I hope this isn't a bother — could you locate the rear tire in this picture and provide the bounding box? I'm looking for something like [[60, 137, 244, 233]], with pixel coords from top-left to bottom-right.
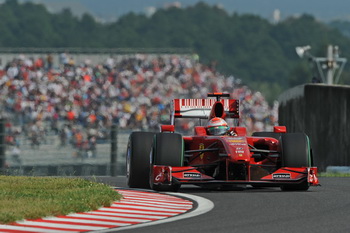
[[126, 132, 155, 189], [151, 133, 184, 191], [279, 133, 311, 191]]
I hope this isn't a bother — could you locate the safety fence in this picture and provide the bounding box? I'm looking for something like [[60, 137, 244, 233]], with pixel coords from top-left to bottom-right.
[[0, 120, 132, 176], [0, 47, 191, 69]]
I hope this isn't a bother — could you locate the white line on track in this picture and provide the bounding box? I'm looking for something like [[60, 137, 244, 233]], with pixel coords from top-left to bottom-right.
[[39, 217, 130, 226], [110, 204, 188, 212], [0, 225, 79, 233], [66, 213, 151, 223], [14, 221, 106, 230], [119, 199, 193, 207], [85, 211, 169, 219], [118, 194, 192, 204], [97, 207, 179, 215]]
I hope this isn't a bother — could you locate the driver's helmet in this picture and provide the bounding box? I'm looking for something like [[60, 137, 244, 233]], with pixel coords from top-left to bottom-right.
[[207, 117, 229, 135]]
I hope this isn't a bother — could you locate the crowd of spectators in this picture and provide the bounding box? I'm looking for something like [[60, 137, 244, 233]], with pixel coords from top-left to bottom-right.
[[0, 53, 278, 151]]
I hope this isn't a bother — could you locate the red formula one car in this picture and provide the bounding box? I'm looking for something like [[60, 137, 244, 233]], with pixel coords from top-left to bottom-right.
[[126, 93, 319, 191]]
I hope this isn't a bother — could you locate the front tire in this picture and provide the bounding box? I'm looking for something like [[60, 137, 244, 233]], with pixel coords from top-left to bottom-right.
[[279, 133, 311, 191], [151, 133, 184, 191], [126, 132, 155, 189]]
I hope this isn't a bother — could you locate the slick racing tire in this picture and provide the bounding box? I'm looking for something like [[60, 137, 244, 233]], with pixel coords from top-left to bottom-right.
[[279, 133, 311, 191], [151, 133, 184, 191], [252, 131, 281, 140], [126, 131, 155, 189]]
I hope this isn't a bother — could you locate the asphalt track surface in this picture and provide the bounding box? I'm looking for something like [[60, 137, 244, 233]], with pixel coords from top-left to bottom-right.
[[93, 176, 350, 233]]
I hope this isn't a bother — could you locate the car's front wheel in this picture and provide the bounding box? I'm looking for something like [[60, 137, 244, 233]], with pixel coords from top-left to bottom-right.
[[126, 131, 155, 189], [279, 133, 312, 191], [151, 132, 184, 191]]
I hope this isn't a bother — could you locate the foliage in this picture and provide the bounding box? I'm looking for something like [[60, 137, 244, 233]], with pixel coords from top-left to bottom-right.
[[319, 172, 350, 177], [1, 0, 350, 101], [329, 20, 350, 38]]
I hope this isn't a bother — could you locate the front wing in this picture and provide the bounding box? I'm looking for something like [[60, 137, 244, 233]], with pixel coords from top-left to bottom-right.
[[152, 165, 319, 187]]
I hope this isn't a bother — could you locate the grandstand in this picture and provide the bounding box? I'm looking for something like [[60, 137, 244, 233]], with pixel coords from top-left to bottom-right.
[[0, 49, 278, 176]]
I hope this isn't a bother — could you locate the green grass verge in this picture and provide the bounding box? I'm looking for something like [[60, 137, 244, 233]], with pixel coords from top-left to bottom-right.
[[0, 176, 122, 224], [319, 173, 350, 177]]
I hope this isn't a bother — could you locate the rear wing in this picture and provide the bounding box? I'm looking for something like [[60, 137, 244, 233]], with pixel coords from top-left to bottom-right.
[[171, 98, 239, 124]]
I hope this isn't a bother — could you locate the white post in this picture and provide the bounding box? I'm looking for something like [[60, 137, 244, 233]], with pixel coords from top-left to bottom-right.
[[326, 45, 334, 85]]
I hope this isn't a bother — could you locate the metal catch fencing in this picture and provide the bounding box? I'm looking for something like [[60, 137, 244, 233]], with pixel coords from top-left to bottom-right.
[[0, 120, 131, 177]]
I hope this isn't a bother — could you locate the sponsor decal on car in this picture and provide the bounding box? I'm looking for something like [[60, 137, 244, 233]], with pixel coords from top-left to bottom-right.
[[184, 173, 202, 178], [226, 138, 247, 146], [199, 143, 205, 160], [228, 139, 244, 143], [272, 173, 291, 179], [231, 143, 247, 146]]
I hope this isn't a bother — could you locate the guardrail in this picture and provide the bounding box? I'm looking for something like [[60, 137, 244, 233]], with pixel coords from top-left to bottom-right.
[[5, 164, 112, 176], [0, 123, 131, 176]]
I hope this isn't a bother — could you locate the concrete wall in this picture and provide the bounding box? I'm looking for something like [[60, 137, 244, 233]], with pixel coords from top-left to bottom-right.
[[278, 84, 350, 171]]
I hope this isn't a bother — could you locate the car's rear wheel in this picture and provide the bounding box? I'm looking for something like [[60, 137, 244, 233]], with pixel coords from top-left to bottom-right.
[[151, 133, 184, 191], [126, 132, 155, 189], [279, 133, 311, 191]]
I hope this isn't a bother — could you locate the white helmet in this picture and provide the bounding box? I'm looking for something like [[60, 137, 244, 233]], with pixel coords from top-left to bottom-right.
[[207, 117, 229, 135]]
